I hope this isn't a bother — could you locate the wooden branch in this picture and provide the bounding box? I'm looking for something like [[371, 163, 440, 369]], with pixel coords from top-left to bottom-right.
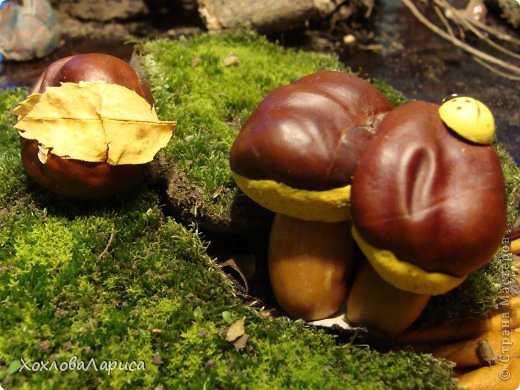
[[468, 18, 520, 46], [198, 0, 338, 32], [97, 227, 116, 261], [462, 19, 520, 61], [473, 57, 520, 81], [434, 4, 454, 38]]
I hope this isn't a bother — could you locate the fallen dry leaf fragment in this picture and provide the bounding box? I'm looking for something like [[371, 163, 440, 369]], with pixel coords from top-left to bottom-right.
[[399, 302, 520, 344], [432, 330, 520, 367], [223, 53, 240, 67], [221, 255, 256, 293], [225, 317, 245, 342], [14, 81, 175, 165], [457, 357, 520, 389], [233, 334, 249, 351], [191, 56, 201, 67], [152, 355, 164, 366], [511, 239, 520, 255]]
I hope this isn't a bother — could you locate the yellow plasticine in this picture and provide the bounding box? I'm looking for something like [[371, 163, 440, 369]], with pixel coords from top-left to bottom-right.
[[352, 227, 466, 295], [14, 81, 176, 165], [438, 96, 495, 145], [232, 172, 351, 222]]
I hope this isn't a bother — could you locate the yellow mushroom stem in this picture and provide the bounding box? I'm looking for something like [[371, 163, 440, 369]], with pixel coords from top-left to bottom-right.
[[510, 238, 520, 255], [398, 297, 520, 345], [346, 261, 431, 336], [430, 329, 520, 368], [268, 213, 355, 321]]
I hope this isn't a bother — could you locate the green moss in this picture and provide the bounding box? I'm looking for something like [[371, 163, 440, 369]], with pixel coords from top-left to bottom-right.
[[497, 143, 520, 230], [0, 192, 457, 389], [0, 88, 29, 205], [371, 79, 408, 107], [0, 82, 457, 388]]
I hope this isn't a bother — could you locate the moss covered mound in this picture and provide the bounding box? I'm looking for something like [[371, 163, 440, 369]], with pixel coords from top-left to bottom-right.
[[140, 32, 407, 234], [0, 87, 458, 388]]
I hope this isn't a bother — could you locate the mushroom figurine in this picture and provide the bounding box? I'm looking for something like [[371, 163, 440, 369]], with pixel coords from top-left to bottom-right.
[[346, 98, 507, 336], [230, 71, 393, 320], [14, 53, 175, 199]]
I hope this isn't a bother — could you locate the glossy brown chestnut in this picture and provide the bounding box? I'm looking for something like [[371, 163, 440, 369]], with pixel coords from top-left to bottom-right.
[[230, 71, 393, 191], [351, 100, 507, 277], [20, 139, 147, 199], [21, 53, 154, 199], [31, 54, 154, 104]]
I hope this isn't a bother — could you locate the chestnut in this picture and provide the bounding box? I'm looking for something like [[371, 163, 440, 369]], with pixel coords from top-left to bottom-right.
[[230, 70, 392, 222], [229, 71, 392, 320], [347, 100, 507, 335], [14, 53, 174, 199]]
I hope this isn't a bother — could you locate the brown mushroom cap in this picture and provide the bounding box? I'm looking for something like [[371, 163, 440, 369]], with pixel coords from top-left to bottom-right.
[[20, 53, 154, 199], [230, 71, 393, 191], [351, 100, 507, 278]]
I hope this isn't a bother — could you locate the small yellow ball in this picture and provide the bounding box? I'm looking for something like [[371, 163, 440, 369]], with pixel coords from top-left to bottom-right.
[[438, 96, 495, 145]]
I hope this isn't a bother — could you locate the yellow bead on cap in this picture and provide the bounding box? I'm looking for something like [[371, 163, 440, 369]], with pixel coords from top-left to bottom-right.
[[438, 96, 495, 145]]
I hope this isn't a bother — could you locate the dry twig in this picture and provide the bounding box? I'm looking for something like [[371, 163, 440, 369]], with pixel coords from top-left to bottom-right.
[[97, 227, 116, 261], [401, 0, 520, 80]]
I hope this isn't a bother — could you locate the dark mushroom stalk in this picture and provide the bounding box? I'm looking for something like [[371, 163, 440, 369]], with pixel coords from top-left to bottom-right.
[[230, 71, 393, 320], [347, 99, 507, 336]]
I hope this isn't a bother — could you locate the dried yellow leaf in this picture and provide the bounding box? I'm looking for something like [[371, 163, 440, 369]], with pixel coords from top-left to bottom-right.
[[232, 334, 249, 351], [14, 81, 176, 165], [225, 317, 246, 342]]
